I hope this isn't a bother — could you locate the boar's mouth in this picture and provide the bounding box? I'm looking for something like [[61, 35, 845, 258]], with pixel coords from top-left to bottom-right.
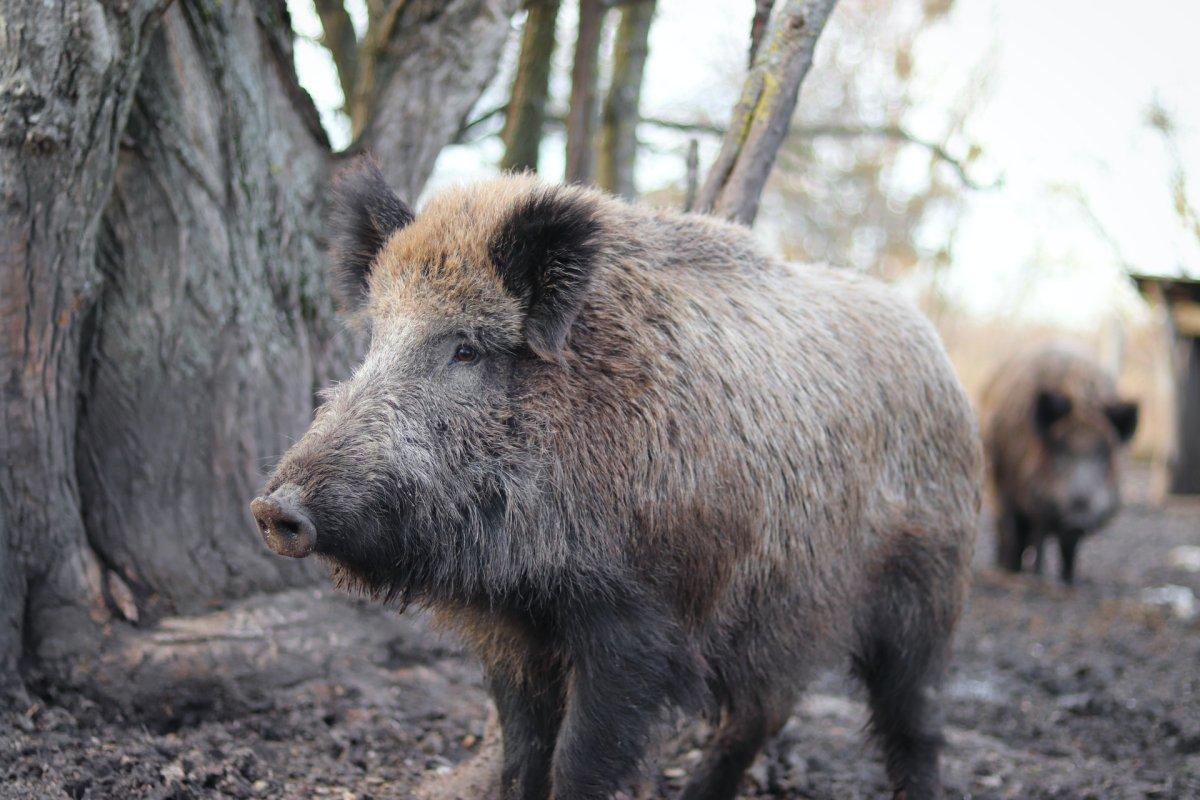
[[250, 485, 318, 558]]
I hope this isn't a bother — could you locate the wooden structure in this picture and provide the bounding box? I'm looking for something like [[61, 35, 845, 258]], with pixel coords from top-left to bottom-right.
[[1132, 273, 1200, 494]]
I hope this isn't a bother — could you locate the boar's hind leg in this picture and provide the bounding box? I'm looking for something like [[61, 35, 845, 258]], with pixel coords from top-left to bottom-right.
[[855, 538, 957, 800], [676, 696, 793, 800], [490, 654, 566, 800]]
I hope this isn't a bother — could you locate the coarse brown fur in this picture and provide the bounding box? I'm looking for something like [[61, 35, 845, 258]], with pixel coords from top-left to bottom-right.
[[253, 161, 983, 800], [980, 345, 1138, 584]]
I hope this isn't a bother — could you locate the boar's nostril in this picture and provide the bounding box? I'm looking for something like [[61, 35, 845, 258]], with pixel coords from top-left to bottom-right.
[[250, 489, 317, 559]]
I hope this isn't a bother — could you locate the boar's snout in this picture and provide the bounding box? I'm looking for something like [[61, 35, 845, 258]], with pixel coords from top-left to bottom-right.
[[251, 484, 317, 558]]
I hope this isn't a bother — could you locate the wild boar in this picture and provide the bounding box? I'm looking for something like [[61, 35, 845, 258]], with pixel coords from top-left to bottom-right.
[[250, 161, 982, 800], [980, 346, 1138, 584]]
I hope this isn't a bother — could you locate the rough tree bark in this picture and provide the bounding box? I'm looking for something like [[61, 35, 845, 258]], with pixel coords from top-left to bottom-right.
[[597, 0, 656, 198], [563, 0, 607, 183], [74, 0, 336, 630], [0, 0, 517, 696], [0, 0, 171, 694], [501, 0, 562, 173], [694, 0, 839, 225]]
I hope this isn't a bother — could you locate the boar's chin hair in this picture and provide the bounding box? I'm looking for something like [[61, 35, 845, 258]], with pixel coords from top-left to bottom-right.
[[315, 466, 551, 609]]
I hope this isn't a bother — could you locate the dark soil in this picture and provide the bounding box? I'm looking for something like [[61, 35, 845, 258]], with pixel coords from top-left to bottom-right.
[[4, 488, 1199, 799]]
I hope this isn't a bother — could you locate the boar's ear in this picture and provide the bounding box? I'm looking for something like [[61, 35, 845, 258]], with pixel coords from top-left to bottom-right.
[[489, 189, 602, 362], [329, 158, 414, 311], [1105, 400, 1139, 442], [1034, 390, 1072, 436]]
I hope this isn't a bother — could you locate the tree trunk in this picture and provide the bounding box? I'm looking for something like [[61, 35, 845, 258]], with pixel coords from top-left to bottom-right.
[[694, 0, 839, 225], [501, 0, 562, 173], [563, 0, 607, 184], [597, 0, 656, 198], [0, 0, 171, 694], [0, 0, 517, 696], [73, 0, 338, 629]]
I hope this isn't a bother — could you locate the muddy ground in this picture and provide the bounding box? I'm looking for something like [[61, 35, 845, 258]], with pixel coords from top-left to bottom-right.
[[3, 485, 1199, 799]]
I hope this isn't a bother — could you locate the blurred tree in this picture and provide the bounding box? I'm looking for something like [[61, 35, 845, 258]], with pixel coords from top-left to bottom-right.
[[640, 0, 992, 296], [0, 0, 518, 697], [598, 0, 657, 198], [765, 0, 992, 288], [695, 0, 841, 224], [1147, 102, 1200, 249], [502, 0, 563, 172], [565, 0, 608, 183]]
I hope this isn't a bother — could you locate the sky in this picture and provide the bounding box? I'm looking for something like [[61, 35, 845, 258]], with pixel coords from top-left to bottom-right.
[[287, 0, 1200, 329]]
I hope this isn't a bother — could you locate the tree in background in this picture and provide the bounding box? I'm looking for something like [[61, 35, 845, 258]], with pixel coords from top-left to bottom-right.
[[501, 0, 563, 172], [693, 0, 840, 223], [766, 0, 992, 292], [564, 0, 607, 182], [598, 0, 658, 198]]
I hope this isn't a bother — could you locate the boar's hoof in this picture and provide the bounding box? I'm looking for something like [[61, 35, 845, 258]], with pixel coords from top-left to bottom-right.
[[251, 487, 317, 558]]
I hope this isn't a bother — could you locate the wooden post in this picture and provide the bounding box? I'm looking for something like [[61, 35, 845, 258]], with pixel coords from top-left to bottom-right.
[[1171, 335, 1200, 494], [1133, 274, 1200, 495]]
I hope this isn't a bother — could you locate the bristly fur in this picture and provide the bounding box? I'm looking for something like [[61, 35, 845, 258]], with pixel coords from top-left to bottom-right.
[[260, 172, 983, 800], [329, 157, 414, 311], [489, 188, 604, 361]]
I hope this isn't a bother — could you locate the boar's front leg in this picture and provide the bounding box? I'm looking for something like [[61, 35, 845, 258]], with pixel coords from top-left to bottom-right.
[[551, 602, 696, 800], [1058, 531, 1081, 585], [996, 505, 1029, 573], [490, 653, 567, 800]]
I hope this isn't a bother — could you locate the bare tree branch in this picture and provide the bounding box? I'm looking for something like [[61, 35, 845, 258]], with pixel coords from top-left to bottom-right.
[[748, 0, 775, 67], [458, 106, 997, 191], [564, 0, 607, 183], [314, 0, 360, 113], [597, 0, 656, 197], [694, 0, 839, 225], [355, 0, 520, 198], [501, 0, 562, 172], [783, 123, 999, 190], [645, 116, 997, 190]]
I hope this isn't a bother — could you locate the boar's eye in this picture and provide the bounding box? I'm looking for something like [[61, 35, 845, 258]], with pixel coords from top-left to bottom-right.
[[452, 343, 480, 364]]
